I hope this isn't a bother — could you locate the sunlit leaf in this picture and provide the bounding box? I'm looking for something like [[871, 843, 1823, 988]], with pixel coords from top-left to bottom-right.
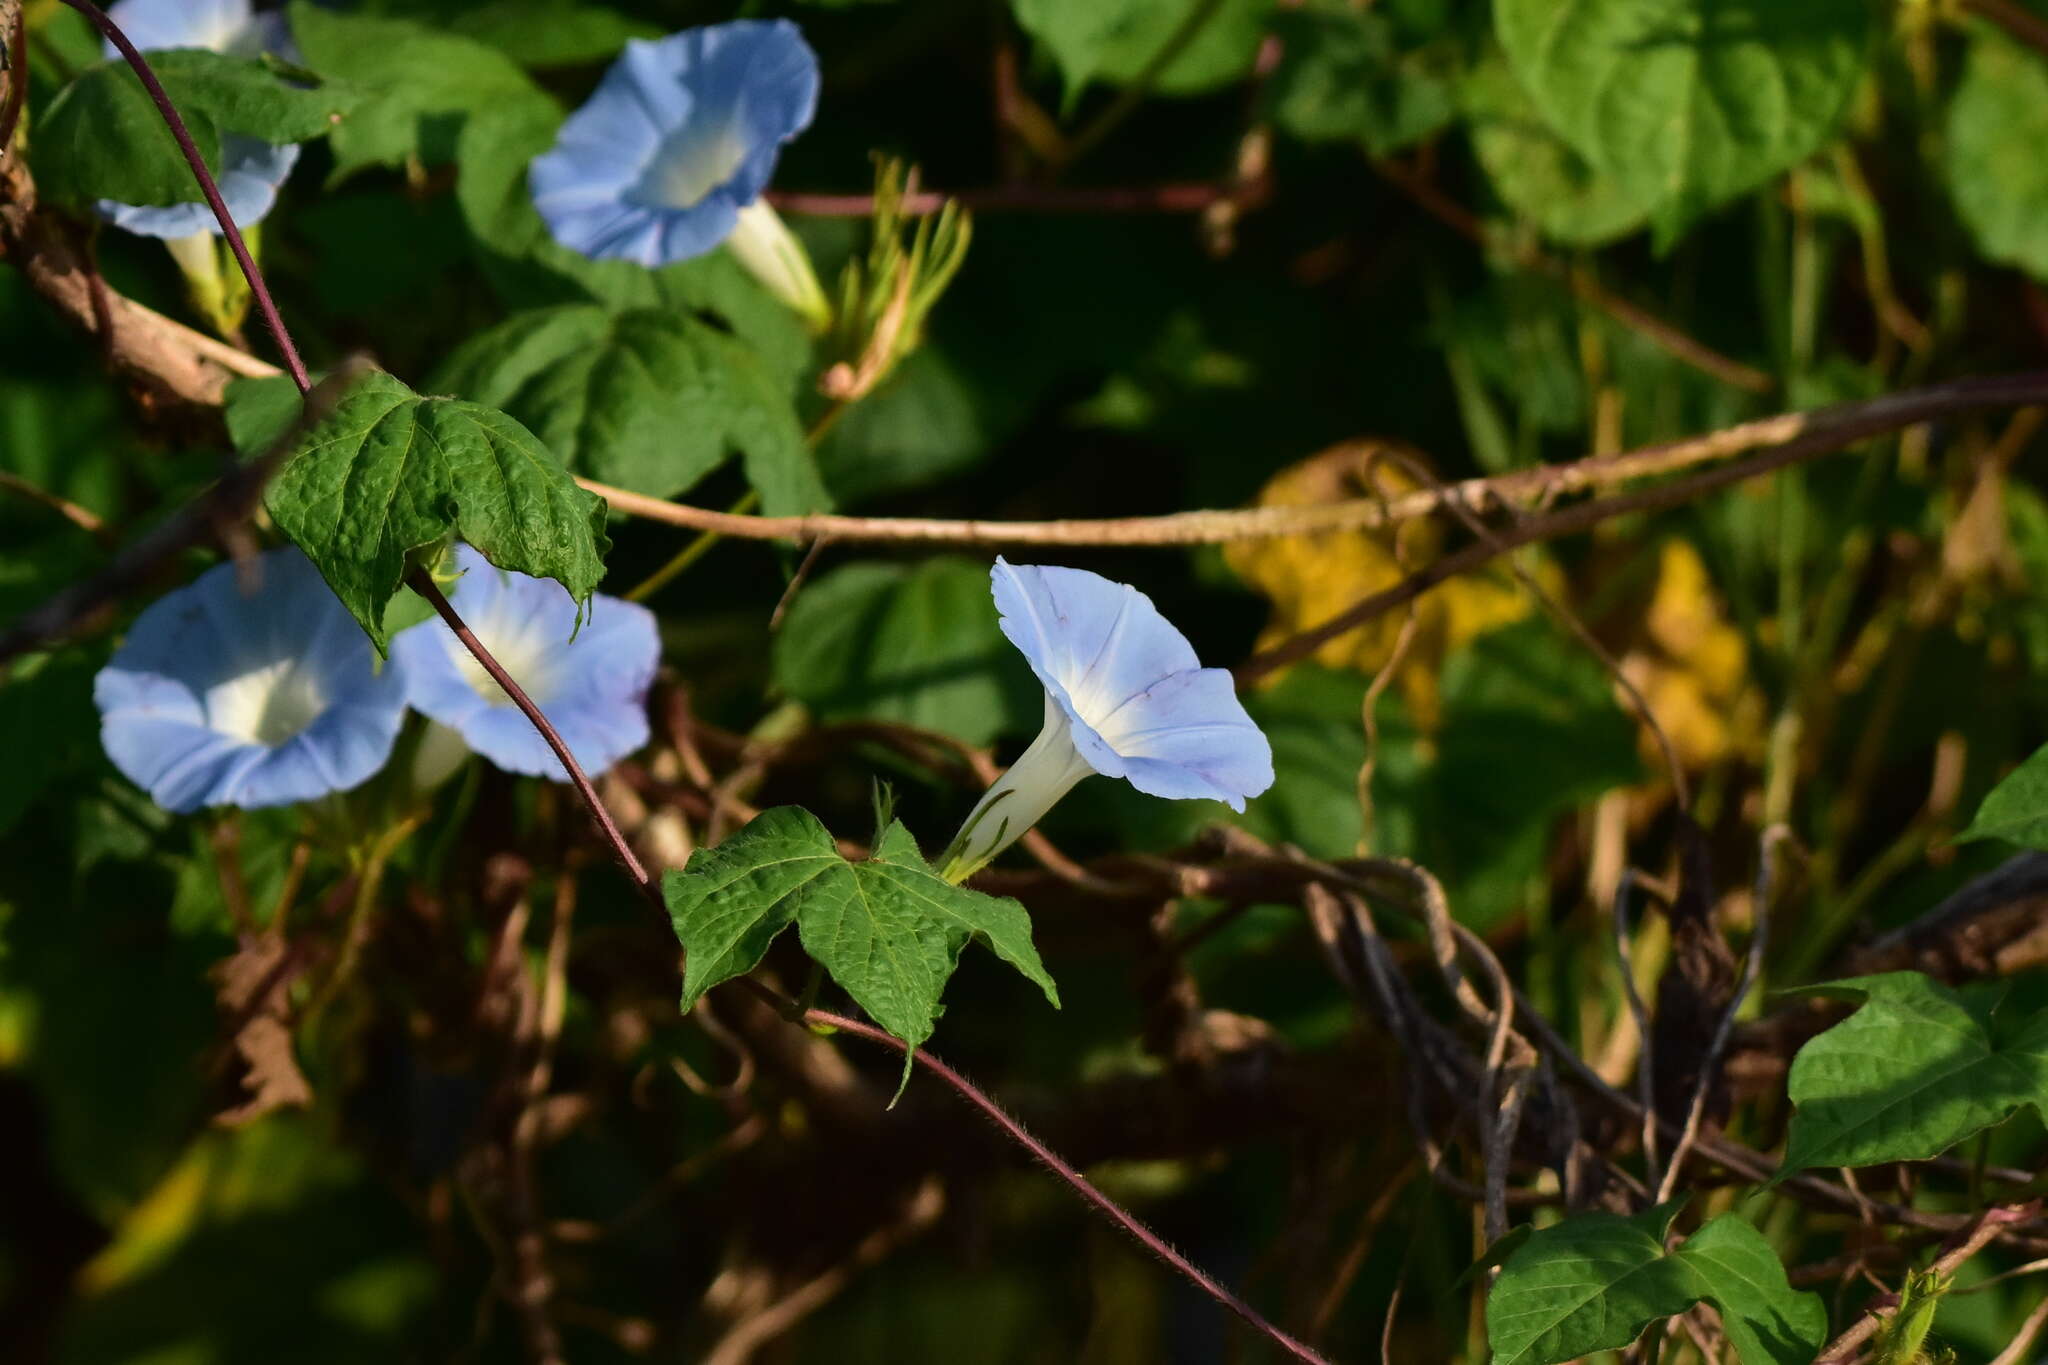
[[1495, 0, 1873, 245], [1462, 49, 1650, 247], [664, 807, 1059, 1058], [263, 369, 610, 650], [1780, 972, 2048, 1174], [1958, 741, 2048, 849], [1949, 29, 2048, 285], [1487, 1205, 1823, 1365]]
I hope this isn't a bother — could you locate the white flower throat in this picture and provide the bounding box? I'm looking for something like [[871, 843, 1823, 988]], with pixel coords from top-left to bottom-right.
[[206, 658, 327, 747], [645, 123, 750, 210]]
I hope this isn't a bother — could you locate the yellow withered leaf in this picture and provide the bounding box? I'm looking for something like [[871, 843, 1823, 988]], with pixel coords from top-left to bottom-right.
[[1224, 442, 1535, 727], [1623, 539, 1764, 771]]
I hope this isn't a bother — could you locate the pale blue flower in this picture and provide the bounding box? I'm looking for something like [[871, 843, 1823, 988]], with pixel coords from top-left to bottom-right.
[[940, 559, 1274, 879], [528, 20, 820, 268], [95, 549, 412, 813], [98, 0, 300, 239], [391, 547, 659, 782]]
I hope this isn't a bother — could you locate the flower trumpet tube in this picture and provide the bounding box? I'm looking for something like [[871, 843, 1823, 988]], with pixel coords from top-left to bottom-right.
[[939, 559, 1274, 882], [724, 199, 831, 330]]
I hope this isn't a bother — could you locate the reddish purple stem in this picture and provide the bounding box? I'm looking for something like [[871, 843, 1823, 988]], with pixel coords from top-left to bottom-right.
[[806, 1004, 1335, 1365], [407, 569, 654, 893], [58, 0, 310, 393]]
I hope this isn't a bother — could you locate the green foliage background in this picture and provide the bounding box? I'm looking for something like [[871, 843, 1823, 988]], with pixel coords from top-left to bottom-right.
[[9, 0, 2048, 1361]]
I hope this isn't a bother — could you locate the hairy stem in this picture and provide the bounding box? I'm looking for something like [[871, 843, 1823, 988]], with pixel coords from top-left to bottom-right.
[[798, 1002, 1334, 1365]]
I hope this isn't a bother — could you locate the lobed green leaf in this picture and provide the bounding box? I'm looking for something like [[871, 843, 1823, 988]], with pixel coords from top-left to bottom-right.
[[1779, 971, 2048, 1174], [1487, 1204, 1823, 1365], [1461, 49, 1652, 247], [1669, 1215, 1827, 1365], [262, 369, 610, 651], [35, 48, 365, 211], [1495, 0, 1873, 247], [1265, 3, 1457, 157], [664, 807, 1058, 1058], [1011, 0, 1274, 103]]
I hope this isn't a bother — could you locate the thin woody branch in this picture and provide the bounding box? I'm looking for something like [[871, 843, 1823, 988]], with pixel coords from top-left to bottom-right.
[[1237, 370, 2048, 680], [767, 181, 1245, 216], [0, 159, 276, 407], [587, 373, 2048, 551]]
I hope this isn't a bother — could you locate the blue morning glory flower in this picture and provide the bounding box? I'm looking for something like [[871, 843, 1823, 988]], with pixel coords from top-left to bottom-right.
[[98, 0, 300, 239], [939, 558, 1275, 880], [528, 20, 821, 269], [390, 547, 660, 782], [95, 548, 413, 813]]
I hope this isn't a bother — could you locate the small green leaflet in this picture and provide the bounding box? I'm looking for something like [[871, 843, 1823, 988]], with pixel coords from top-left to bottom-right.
[[263, 370, 610, 651], [430, 305, 827, 514], [1779, 972, 2048, 1175], [1495, 0, 1873, 247], [1461, 51, 1652, 248], [1671, 1216, 1828, 1365], [664, 808, 1059, 1065], [285, 1, 555, 180], [1958, 740, 2048, 849], [1010, 0, 1274, 104], [34, 50, 360, 210], [1486, 1204, 1823, 1365]]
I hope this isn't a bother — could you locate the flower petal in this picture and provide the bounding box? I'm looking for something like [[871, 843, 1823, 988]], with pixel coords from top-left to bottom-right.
[[94, 549, 411, 812], [1096, 672, 1275, 811], [991, 559, 1200, 722], [989, 558, 1274, 810]]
